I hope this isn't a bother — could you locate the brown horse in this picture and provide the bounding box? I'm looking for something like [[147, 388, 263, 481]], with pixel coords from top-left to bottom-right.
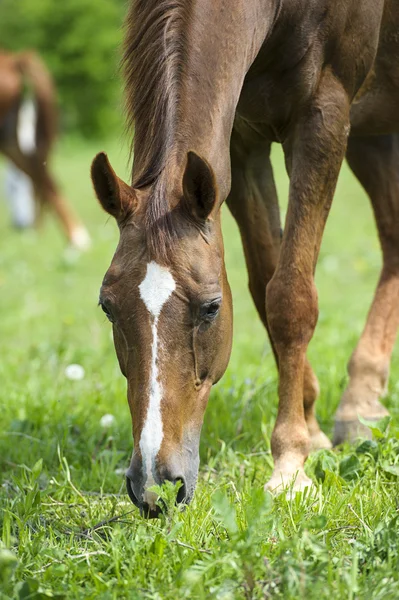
[[0, 50, 90, 249], [92, 0, 399, 515]]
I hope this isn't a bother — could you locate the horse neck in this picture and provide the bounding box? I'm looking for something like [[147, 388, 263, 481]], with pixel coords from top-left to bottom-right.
[[131, 0, 275, 201]]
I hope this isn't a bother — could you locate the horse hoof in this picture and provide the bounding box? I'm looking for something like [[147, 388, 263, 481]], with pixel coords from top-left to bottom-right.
[[333, 419, 372, 446], [264, 468, 313, 496], [310, 430, 332, 451], [70, 226, 91, 251]]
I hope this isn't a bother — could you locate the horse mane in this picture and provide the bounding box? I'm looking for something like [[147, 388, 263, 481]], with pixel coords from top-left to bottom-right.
[[123, 0, 192, 257]]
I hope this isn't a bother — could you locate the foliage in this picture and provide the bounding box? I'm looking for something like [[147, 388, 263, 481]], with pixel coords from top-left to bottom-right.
[[0, 0, 126, 137], [0, 142, 399, 597]]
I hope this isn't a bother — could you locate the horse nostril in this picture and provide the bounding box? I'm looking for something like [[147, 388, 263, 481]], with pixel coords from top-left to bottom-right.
[[126, 476, 141, 508], [174, 477, 186, 504]]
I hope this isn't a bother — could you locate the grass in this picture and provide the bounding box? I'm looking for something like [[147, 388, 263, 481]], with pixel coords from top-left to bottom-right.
[[0, 136, 399, 599]]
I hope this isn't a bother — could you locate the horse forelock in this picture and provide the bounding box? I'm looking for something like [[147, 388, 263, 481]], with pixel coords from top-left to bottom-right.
[[123, 0, 192, 260]]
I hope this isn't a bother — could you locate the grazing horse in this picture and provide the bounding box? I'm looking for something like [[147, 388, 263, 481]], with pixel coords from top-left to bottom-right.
[[92, 0, 399, 515], [0, 50, 90, 249]]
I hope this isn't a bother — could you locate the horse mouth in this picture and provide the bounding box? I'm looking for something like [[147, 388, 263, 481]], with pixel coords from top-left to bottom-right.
[[125, 476, 163, 518], [125, 475, 190, 518]]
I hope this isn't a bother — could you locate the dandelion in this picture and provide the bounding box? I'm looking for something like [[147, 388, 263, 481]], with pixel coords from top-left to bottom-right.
[[100, 414, 115, 429], [65, 364, 85, 381]]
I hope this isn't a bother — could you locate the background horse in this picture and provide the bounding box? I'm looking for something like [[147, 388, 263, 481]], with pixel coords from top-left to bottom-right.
[[92, 0, 399, 515], [0, 50, 90, 249]]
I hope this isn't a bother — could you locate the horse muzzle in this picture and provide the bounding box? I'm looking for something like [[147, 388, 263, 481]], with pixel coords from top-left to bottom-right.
[[125, 452, 198, 518]]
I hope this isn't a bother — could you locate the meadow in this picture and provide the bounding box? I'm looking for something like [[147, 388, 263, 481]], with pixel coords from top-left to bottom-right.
[[0, 137, 398, 599]]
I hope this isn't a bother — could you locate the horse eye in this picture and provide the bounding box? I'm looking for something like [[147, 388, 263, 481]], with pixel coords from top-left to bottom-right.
[[200, 300, 221, 321], [99, 301, 114, 323]]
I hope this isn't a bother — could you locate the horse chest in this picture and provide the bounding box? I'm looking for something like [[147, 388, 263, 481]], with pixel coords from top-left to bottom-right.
[[0, 66, 22, 126], [236, 64, 318, 142]]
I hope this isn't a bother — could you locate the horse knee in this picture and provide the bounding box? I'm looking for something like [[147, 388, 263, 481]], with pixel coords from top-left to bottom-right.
[[266, 273, 318, 353]]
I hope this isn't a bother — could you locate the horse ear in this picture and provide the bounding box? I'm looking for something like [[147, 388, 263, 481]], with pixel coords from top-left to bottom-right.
[[91, 152, 135, 220], [182, 151, 217, 221]]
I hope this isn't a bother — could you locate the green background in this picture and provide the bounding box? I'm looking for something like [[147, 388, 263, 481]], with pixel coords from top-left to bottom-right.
[[0, 1, 399, 597]]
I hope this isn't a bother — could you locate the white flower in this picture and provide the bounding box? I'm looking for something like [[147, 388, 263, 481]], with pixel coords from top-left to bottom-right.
[[100, 414, 115, 429], [65, 364, 85, 381]]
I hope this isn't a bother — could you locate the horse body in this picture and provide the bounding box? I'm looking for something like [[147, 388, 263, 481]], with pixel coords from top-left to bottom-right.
[[238, 2, 385, 136], [0, 53, 23, 118], [0, 51, 90, 248], [92, 0, 399, 514]]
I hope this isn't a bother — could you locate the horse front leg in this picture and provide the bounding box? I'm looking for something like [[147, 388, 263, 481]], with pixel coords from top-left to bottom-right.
[[265, 69, 350, 492], [227, 126, 330, 451]]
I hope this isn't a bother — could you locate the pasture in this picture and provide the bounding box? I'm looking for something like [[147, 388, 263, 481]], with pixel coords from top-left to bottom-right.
[[0, 137, 399, 599]]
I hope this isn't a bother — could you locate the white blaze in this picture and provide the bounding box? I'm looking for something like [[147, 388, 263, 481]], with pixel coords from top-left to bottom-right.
[[17, 98, 37, 155], [138, 261, 176, 505]]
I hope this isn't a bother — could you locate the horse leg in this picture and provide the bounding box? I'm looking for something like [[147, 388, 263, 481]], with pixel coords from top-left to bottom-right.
[[1, 145, 90, 249], [265, 70, 350, 492], [334, 135, 399, 443], [227, 128, 331, 452], [33, 162, 91, 250], [33, 182, 46, 230]]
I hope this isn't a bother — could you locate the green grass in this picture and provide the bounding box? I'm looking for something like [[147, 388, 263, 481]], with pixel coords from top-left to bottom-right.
[[0, 137, 399, 599]]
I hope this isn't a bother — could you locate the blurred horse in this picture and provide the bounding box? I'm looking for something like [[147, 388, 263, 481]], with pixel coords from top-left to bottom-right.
[[4, 161, 35, 229], [92, 0, 399, 514], [0, 51, 90, 249]]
